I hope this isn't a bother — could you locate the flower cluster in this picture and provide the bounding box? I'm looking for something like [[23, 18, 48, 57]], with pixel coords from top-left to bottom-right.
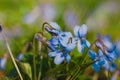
[[37, 22, 120, 72], [43, 22, 90, 64], [89, 34, 119, 72]]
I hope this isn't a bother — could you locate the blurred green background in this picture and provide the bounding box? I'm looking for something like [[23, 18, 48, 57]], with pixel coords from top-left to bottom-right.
[[0, 0, 120, 77]]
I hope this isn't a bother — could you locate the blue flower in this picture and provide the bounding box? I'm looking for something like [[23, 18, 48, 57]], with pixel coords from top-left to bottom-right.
[[58, 32, 77, 52], [89, 34, 118, 72], [95, 34, 119, 62], [48, 31, 77, 64], [89, 50, 105, 72], [74, 24, 90, 53]]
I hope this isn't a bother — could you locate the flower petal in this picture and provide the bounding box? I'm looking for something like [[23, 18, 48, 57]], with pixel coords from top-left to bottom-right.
[[84, 39, 91, 48], [78, 40, 84, 53], [59, 32, 73, 47], [54, 53, 64, 64], [110, 63, 116, 72], [102, 60, 110, 70], [74, 26, 80, 37], [78, 24, 87, 37], [95, 41, 103, 49], [65, 53, 71, 63], [48, 51, 58, 57], [88, 50, 97, 60], [49, 22, 61, 30], [98, 49, 103, 56], [49, 37, 59, 47], [92, 62, 100, 72]]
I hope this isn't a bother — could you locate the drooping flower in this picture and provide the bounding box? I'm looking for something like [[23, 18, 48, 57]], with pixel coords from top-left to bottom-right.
[[43, 22, 78, 64], [74, 24, 90, 53], [89, 34, 118, 72], [95, 34, 119, 62], [44, 22, 61, 36]]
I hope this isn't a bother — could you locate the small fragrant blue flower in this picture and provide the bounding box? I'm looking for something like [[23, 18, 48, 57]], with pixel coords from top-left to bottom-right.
[[46, 22, 78, 64], [74, 24, 90, 53], [58, 32, 77, 52], [48, 31, 77, 64]]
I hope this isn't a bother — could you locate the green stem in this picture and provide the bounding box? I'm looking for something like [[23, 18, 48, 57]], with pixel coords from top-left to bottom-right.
[[70, 40, 96, 80], [33, 34, 37, 80], [38, 41, 43, 80], [108, 71, 111, 80], [2, 29, 23, 80]]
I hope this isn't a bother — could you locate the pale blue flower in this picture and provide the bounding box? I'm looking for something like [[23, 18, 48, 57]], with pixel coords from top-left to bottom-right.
[[74, 24, 90, 53], [48, 31, 77, 64], [58, 32, 77, 52]]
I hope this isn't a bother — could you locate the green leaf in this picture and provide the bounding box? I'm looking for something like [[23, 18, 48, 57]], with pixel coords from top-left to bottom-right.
[[17, 61, 32, 80]]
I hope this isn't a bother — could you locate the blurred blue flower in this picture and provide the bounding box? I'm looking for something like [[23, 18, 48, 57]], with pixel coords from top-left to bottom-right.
[[96, 34, 119, 61], [0, 58, 7, 70], [16, 53, 24, 61], [0, 53, 9, 70], [89, 34, 118, 72], [74, 24, 90, 53]]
